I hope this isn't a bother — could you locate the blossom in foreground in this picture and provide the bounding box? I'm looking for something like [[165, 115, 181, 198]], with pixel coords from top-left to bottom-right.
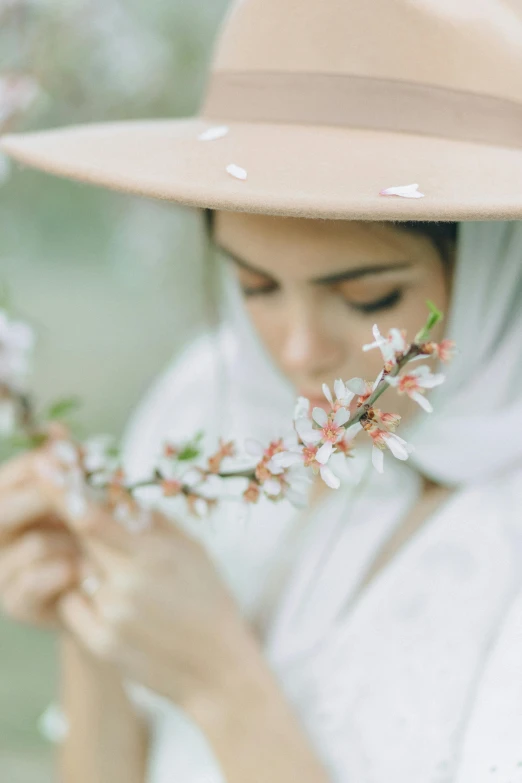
[[363, 324, 409, 365], [0, 309, 35, 390], [322, 379, 356, 411], [367, 428, 414, 474], [421, 338, 457, 364], [271, 441, 342, 489], [385, 364, 445, 413]]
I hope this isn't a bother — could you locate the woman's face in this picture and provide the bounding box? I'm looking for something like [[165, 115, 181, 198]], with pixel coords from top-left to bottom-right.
[[215, 212, 454, 423]]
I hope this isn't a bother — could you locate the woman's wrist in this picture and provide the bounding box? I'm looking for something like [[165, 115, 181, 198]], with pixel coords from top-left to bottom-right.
[[182, 626, 330, 783]]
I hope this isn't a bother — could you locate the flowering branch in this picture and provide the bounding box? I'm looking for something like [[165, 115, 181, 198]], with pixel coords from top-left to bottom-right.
[[0, 302, 456, 529]]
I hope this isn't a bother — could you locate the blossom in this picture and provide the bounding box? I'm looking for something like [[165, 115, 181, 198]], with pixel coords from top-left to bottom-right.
[[368, 428, 414, 473], [296, 406, 350, 447], [421, 338, 457, 363], [336, 422, 362, 455], [293, 396, 310, 420], [322, 379, 356, 411], [374, 410, 401, 432], [0, 309, 35, 390], [363, 324, 408, 365], [81, 434, 120, 485], [272, 439, 343, 490], [385, 364, 445, 413], [379, 183, 424, 199]]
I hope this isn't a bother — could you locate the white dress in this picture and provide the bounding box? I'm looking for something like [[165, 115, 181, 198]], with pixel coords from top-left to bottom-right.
[[120, 335, 522, 783]]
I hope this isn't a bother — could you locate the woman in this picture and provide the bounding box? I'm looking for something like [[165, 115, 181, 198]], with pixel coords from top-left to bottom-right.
[[1, 1, 522, 781]]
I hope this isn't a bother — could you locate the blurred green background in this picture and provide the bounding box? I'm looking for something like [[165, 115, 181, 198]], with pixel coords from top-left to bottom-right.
[[0, 0, 229, 778]]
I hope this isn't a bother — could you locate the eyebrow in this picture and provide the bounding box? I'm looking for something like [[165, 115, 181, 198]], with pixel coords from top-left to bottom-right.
[[218, 245, 413, 284]]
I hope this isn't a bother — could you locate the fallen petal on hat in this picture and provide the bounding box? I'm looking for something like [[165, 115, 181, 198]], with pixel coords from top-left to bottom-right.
[[226, 163, 248, 180], [379, 183, 425, 199], [198, 125, 229, 141]]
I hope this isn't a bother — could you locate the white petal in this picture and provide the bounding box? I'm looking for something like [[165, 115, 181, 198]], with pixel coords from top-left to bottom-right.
[[420, 373, 445, 389], [265, 458, 285, 475], [344, 422, 363, 440], [271, 451, 304, 468], [373, 369, 385, 388], [333, 379, 345, 400], [319, 464, 341, 489], [333, 407, 350, 427], [293, 396, 310, 420], [316, 441, 334, 465], [410, 391, 433, 412], [312, 407, 328, 427], [322, 383, 333, 405], [264, 478, 282, 496], [380, 183, 425, 199], [372, 446, 384, 473], [328, 452, 356, 483], [282, 430, 299, 448], [295, 417, 322, 444], [385, 435, 409, 460], [362, 340, 380, 352], [384, 374, 400, 386], [389, 328, 407, 351], [198, 125, 229, 141], [226, 163, 247, 180], [346, 377, 367, 396], [194, 498, 209, 518]]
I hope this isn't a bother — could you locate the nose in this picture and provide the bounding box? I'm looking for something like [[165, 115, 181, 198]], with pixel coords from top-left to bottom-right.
[[280, 295, 344, 378]]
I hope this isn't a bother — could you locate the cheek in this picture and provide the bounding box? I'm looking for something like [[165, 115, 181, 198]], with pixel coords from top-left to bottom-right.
[[244, 298, 285, 356]]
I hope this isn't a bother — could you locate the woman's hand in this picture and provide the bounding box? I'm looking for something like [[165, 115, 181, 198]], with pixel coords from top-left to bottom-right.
[[34, 450, 259, 712], [0, 451, 80, 628]]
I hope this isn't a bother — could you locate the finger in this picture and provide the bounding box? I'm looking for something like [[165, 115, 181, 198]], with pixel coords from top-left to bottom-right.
[[0, 484, 54, 542], [0, 451, 36, 491], [58, 591, 115, 660], [0, 529, 78, 590], [33, 454, 135, 551], [2, 558, 77, 622]]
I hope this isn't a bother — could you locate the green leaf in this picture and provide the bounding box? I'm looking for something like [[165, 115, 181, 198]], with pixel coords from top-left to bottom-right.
[[415, 301, 445, 343], [46, 396, 82, 420], [177, 444, 201, 462]]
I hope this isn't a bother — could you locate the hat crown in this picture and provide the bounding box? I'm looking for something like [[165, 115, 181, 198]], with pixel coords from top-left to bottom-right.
[[210, 0, 522, 103]]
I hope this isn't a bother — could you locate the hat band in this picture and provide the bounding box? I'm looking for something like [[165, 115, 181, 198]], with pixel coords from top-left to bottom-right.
[[202, 72, 522, 148]]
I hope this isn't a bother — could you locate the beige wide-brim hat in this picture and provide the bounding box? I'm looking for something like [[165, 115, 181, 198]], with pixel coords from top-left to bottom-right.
[[2, 0, 522, 221]]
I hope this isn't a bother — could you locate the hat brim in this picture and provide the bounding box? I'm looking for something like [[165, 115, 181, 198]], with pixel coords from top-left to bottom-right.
[[2, 117, 522, 221]]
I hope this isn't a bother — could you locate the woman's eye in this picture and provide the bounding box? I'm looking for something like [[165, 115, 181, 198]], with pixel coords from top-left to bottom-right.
[[349, 288, 404, 314], [240, 282, 279, 297]]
